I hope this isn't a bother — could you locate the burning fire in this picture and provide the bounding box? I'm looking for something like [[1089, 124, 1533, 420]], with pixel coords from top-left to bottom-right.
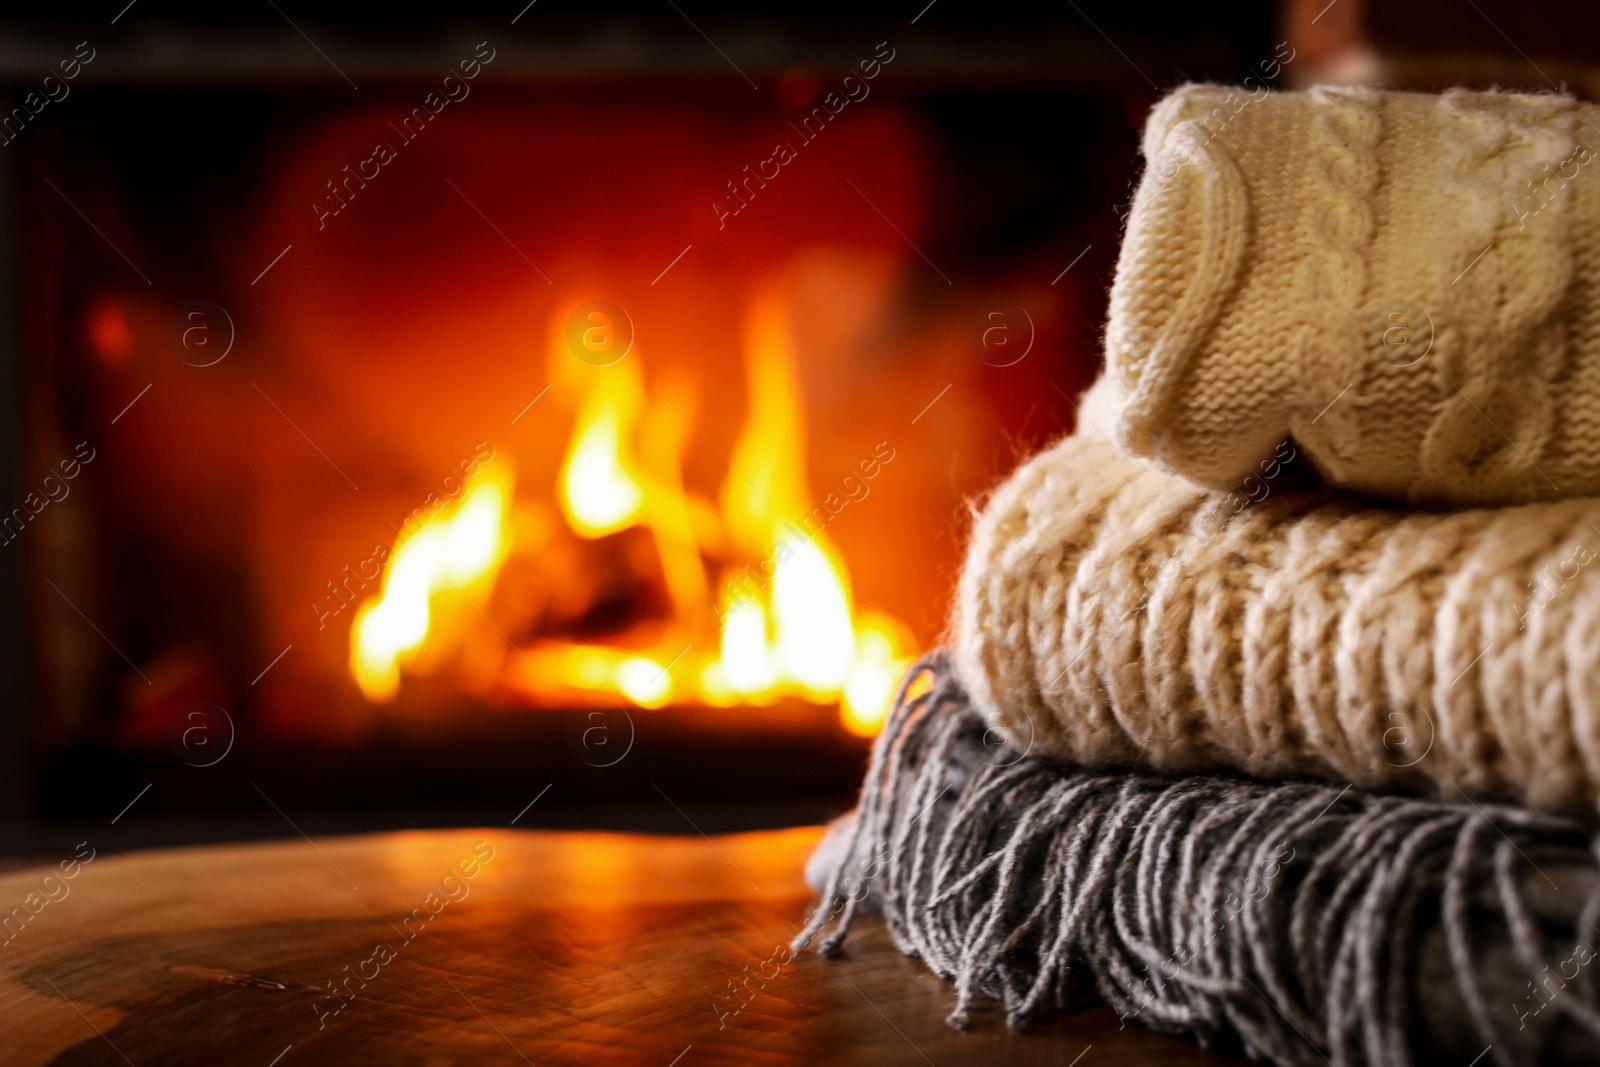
[[560, 361, 644, 537], [348, 291, 912, 735], [349, 468, 513, 703]]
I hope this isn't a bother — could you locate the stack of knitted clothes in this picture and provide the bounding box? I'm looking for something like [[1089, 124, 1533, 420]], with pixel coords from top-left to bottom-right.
[[798, 86, 1600, 1067]]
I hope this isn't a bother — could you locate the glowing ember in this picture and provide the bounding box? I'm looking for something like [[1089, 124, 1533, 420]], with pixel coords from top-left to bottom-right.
[[615, 656, 672, 707]]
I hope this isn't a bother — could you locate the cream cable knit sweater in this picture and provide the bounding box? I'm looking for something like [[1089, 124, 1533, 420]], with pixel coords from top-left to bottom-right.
[[1108, 85, 1600, 506], [954, 376, 1600, 816]]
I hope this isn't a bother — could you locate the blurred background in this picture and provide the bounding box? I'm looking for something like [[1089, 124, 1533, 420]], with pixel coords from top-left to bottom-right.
[[0, 0, 1586, 856]]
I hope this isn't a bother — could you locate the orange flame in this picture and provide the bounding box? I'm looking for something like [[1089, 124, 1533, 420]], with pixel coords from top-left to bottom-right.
[[347, 289, 911, 734], [349, 467, 513, 702], [560, 359, 644, 537]]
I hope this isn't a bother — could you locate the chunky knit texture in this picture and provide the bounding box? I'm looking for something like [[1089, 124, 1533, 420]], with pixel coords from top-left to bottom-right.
[[953, 378, 1600, 818], [1108, 85, 1600, 506]]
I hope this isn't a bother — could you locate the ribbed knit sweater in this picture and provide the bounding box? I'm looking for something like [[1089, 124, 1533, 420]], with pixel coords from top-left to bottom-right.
[[955, 375, 1600, 817], [1108, 85, 1600, 506]]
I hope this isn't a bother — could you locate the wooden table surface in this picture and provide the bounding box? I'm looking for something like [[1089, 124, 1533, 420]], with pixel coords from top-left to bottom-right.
[[0, 827, 1248, 1066]]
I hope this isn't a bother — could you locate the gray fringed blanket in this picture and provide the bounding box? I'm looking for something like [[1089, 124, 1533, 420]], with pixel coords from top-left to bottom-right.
[[796, 656, 1600, 1067]]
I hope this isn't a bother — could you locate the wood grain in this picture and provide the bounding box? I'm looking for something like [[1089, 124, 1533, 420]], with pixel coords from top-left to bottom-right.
[[0, 828, 1248, 1066]]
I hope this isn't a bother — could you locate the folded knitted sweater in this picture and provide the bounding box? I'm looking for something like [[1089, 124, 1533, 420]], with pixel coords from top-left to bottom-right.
[[1109, 84, 1600, 506], [954, 376, 1600, 817]]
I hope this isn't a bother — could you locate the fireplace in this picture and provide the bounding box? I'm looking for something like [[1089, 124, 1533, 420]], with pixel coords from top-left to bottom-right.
[[0, 3, 1271, 834]]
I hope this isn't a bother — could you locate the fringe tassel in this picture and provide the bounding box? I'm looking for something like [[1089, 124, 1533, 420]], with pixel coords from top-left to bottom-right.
[[795, 654, 1600, 1067]]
